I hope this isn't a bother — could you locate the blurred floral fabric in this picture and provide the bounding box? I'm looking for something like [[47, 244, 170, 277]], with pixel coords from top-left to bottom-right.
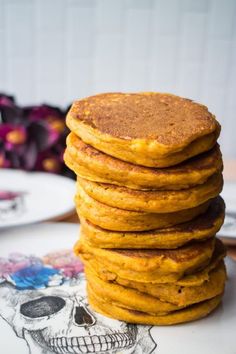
[[0, 93, 74, 178]]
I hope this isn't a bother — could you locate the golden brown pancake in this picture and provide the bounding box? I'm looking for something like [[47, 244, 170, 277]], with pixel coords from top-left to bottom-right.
[[65, 133, 223, 190], [79, 197, 225, 249], [75, 184, 211, 231], [74, 237, 215, 283], [85, 238, 226, 288], [85, 261, 226, 310], [88, 287, 223, 325], [76, 173, 223, 213], [66, 92, 220, 167], [86, 268, 182, 314]]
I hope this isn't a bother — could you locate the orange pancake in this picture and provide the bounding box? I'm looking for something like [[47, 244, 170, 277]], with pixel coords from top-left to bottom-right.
[[66, 92, 220, 167]]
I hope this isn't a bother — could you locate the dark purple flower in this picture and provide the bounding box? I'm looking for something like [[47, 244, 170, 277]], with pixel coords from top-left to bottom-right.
[[23, 104, 67, 148], [35, 150, 63, 173], [24, 104, 63, 122], [0, 93, 15, 107], [0, 94, 23, 125], [0, 151, 10, 168], [0, 94, 73, 177], [0, 124, 27, 149]]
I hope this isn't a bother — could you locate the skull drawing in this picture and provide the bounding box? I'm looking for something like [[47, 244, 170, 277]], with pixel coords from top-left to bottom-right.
[[0, 252, 157, 354]]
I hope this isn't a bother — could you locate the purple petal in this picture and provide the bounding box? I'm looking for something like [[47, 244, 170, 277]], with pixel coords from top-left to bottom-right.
[[0, 93, 15, 107], [0, 105, 23, 124], [22, 141, 38, 170]]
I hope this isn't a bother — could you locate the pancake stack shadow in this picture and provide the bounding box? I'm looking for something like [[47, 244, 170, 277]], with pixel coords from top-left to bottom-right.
[[64, 92, 227, 325]]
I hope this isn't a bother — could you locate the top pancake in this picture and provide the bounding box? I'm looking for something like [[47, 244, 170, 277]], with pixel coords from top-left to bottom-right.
[[68, 92, 217, 142], [66, 92, 220, 167]]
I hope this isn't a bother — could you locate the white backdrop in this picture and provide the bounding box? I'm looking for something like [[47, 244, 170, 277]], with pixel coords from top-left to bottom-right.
[[0, 0, 235, 157]]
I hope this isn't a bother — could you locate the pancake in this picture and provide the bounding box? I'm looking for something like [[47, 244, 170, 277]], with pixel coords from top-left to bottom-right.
[[85, 238, 226, 288], [76, 173, 223, 213], [79, 196, 225, 249], [86, 269, 183, 315], [88, 289, 222, 325], [85, 261, 226, 311], [74, 238, 215, 283], [66, 92, 220, 167], [108, 261, 226, 307], [65, 133, 223, 190], [75, 184, 211, 231]]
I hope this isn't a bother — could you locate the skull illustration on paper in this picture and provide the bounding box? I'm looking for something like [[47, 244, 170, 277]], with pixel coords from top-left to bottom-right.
[[0, 250, 157, 354]]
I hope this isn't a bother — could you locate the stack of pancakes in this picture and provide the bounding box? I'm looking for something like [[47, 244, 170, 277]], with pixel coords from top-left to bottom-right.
[[64, 92, 226, 325]]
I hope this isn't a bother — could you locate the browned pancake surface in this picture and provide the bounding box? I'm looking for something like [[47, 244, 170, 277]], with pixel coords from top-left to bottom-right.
[[167, 196, 224, 233], [83, 195, 224, 235], [69, 133, 221, 175], [80, 196, 225, 249], [109, 238, 214, 263], [70, 92, 219, 144]]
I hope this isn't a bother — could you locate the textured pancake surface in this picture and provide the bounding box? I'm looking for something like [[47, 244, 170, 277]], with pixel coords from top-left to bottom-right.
[[75, 184, 210, 231], [84, 238, 226, 288], [88, 288, 222, 325], [77, 173, 223, 213], [66, 92, 220, 167], [86, 268, 183, 314], [74, 237, 215, 283], [80, 196, 225, 248], [65, 133, 223, 190], [85, 261, 226, 310]]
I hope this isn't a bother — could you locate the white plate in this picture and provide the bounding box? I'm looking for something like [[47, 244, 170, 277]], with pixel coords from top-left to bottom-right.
[[0, 169, 75, 228], [0, 223, 235, 354], [218, 182, 236, 240]]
